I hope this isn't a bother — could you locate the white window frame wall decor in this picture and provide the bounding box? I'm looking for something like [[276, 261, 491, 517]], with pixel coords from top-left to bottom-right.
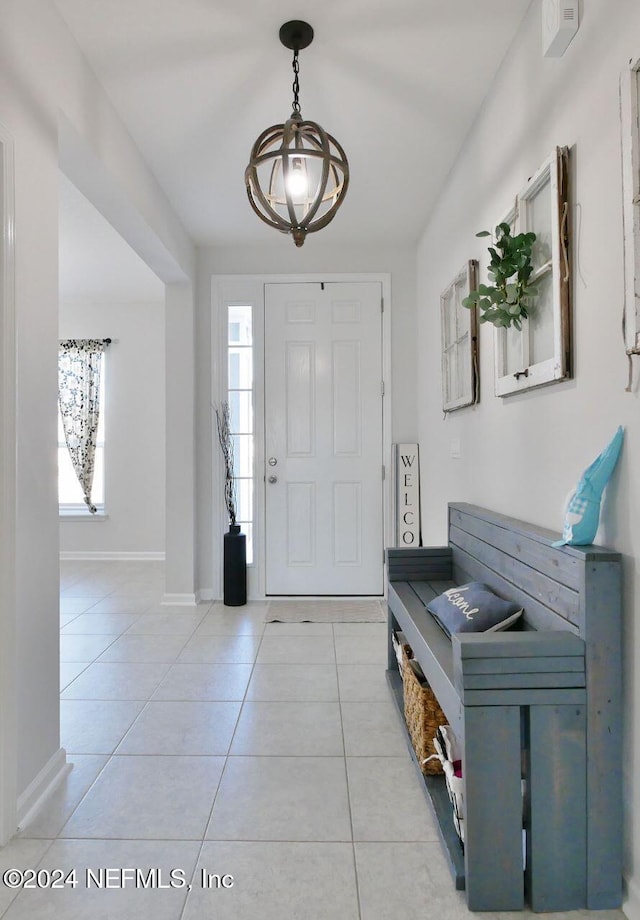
[[494, 146, 571, 397], [621, 58, 640, 361], [440, 260, 479, 411]]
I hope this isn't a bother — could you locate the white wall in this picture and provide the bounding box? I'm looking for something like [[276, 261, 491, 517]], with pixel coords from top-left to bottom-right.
[[59, 301, 166, 556], [415, 1, 640, 914], [195, 242, 417, 599], [0, 0, 194, 814], [165, 281, 197, 601]]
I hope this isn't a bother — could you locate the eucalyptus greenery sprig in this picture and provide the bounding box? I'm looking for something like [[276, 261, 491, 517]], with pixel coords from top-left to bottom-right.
[[214, 401, 237, 527], [462, 223, 538, 330]]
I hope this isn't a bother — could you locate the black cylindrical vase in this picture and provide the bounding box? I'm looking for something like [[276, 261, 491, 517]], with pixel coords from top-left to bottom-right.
[[223, 524, 247, 606]]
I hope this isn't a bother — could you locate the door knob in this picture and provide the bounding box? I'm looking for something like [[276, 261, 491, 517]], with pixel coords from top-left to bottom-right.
[[268, 457, 278, 466], [268, 475, 278, 484]]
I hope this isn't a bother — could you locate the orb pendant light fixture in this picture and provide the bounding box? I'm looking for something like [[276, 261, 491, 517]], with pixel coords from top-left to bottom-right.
[[245, 21, 349, 247]]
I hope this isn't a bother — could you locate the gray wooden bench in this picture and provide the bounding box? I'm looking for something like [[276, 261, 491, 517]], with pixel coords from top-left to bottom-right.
[[386, 502, 622, 912]]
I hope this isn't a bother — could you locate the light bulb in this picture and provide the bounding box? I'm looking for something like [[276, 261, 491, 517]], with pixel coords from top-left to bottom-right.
[[287, 158, 308, 199]]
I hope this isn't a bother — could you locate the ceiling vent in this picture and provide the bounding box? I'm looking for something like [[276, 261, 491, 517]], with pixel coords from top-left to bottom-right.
[[542, 0, 579, 58]]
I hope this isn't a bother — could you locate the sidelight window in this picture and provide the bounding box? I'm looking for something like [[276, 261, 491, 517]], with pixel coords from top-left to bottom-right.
[[228, 306, 254, 563]]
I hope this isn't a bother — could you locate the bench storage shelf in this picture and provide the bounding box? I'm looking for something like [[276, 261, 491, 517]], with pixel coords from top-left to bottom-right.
[[386, 503, 622, 912]]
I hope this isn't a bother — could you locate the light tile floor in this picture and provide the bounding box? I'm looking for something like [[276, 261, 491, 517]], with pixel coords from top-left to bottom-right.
[[0, 560, 626, 920]]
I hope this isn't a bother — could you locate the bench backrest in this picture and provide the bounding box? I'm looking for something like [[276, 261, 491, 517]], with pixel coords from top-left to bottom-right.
[[448, 503, 621, 635]]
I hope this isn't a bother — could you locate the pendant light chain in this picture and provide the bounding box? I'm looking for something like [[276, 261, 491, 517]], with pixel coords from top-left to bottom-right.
[[291, 49, 301, 116], [245, 20, 349, 247]]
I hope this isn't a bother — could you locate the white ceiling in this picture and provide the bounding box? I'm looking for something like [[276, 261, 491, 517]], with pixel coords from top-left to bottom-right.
[[54, 0, 531, 250]]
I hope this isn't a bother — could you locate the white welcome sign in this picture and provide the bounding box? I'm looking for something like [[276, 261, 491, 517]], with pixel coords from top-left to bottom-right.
[[394, 443, 421, 547]]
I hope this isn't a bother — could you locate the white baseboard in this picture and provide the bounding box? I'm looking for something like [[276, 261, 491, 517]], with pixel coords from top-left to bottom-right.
[[60, 551, 165, 561], [161, 593, 198, 606], [625, 875, 640, 920], [17, 748, 70, 829], [198, 589, 214, 602]]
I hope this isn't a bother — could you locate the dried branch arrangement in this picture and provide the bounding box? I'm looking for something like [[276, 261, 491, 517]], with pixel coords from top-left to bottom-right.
[[215, 401, 237, 527]]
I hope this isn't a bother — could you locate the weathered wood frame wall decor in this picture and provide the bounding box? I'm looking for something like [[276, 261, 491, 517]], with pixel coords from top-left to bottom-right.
[[621, 58, 640, 368], [495, 147, 572, 397], [440, 260, 479, 411]]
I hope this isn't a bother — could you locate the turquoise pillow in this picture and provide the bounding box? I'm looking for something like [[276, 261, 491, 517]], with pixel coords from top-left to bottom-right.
[[552, 426, 624, 548]]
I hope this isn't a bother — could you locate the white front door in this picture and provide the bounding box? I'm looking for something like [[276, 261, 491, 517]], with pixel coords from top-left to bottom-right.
[[264, 281, 384, 595]]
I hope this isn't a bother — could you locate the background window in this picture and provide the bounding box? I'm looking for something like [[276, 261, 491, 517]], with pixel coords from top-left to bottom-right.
[[58, 354, 106, 512]]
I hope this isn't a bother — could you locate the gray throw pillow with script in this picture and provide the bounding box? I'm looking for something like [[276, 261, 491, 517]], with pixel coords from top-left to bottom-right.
[[426, 582, 522, 637]]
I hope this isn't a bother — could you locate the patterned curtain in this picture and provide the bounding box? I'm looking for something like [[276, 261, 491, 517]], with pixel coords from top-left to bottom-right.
[[58, 339, 107, 513]]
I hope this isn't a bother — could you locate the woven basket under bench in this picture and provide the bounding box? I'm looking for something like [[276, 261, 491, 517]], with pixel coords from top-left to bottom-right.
[[402, 656, 445, 776]]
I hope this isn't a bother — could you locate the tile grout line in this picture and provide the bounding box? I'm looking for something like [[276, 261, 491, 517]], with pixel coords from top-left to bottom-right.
[[26, 575, 455, 917], [332, 621, 364, 920], [0, 838, 59, 919], [107, 621, 210, 757], [59, 661, 93, 693], [6, 575, 163, 912], [21, 834, 443, 844], [57, 599, 240, 835], [52, 579, 176, 840], [176, 604, 268, 920]]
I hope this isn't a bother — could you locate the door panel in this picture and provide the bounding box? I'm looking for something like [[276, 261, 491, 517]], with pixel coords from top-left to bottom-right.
[[285, 342, 314, 455], [265, 281, 383, 595]]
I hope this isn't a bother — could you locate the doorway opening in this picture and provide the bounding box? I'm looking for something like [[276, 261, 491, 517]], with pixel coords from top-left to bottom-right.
[[212, 274, 392, 601]]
